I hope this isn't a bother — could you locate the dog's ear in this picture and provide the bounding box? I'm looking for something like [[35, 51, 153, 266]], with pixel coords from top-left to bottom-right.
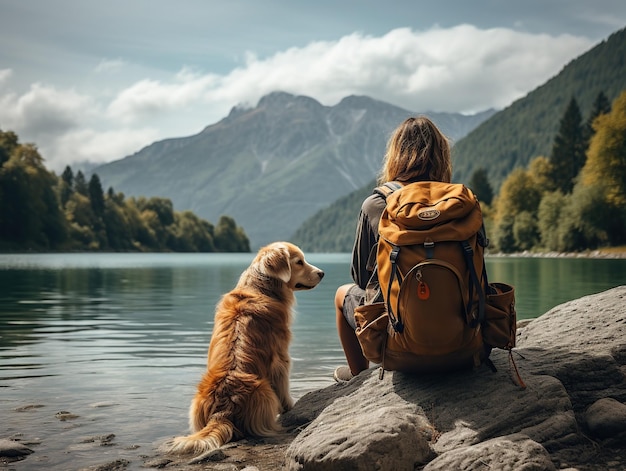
[[256, 243, 291, 283]]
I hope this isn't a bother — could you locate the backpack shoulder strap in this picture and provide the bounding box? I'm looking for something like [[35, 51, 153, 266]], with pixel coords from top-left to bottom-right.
[[461, 239, 486, 327], [373, 181, 403, 200]]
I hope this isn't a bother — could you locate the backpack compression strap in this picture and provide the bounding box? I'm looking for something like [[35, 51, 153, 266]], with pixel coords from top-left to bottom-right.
[[386, 245, 404, 333], [461, 240, 486, 327]]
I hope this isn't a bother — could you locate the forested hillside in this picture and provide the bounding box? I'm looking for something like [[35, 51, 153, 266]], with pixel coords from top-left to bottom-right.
[[488, 90, 626, 253], [452, 27, 626, 190], [0, 130, 249, 252], [291, 180, 375, 253]]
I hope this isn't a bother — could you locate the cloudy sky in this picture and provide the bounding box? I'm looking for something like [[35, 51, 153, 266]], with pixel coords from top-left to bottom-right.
[[1, 0, 625, 171]]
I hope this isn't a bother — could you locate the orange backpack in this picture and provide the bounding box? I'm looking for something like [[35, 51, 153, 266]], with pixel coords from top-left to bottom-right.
[[366, 181, 490, 373]]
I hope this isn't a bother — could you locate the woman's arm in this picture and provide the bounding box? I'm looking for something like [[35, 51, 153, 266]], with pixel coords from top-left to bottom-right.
[[350, 194, 386, 289]]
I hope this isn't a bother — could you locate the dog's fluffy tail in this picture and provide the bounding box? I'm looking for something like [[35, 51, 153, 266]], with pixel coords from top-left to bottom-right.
[[164, 385, 282, 457], [165, 415, 234, 457]]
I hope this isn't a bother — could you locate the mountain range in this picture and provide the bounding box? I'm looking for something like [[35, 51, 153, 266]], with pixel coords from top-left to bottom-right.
[[94, 93, 493, 248]]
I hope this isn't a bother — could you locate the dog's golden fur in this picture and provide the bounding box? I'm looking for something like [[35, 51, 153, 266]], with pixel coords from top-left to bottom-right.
[[165, 242, 323, 458]]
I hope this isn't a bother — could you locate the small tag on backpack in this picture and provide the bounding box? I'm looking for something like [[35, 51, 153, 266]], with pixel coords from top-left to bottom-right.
[[417, 281, 430, 300]]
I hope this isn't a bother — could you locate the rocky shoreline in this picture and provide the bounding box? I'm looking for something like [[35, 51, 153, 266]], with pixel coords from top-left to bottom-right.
[[3, 286, 626, 470]]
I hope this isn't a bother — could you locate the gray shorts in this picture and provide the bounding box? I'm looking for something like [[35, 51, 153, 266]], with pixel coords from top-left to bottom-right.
[[342, 284, 366, 330]]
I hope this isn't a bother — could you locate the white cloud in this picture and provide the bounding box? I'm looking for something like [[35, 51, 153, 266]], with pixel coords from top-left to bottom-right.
[[209, 25, 593, 113], [1, 25, 595, 171], [106, 72, 220, 123], [51, 127, 160, 169], [0, 68, 12, 86], [0, 83, 96, 138]]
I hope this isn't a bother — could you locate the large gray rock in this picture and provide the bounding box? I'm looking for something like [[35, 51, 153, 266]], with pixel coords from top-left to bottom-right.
[[281, 286, 626, 471], [584, 397, 626, 439]]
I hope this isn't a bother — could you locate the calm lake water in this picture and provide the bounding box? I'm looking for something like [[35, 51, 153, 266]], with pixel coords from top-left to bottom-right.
[[1, 252, 626, 470]]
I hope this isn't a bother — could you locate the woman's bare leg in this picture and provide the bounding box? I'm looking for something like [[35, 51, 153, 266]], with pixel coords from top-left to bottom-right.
[[335, 284, 369, 375]]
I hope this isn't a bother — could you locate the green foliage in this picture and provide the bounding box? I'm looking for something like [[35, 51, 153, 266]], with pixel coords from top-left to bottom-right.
[[527, 156, 555, 193], [0, 131, 18, 166], [0, 135, 67, 249], [513, 211, 539, 251], [0, 129, 250, 253], [214, 216, 250, 252], [537, 191, 566, 251], [492, 167, 543, 253], [135, 196, 175, 227], [171, 211, 216, 252], [468, 168, 494, 205], [555, 189, 602, 253], [558, 184, 613, 251], [103, 197, 134, 250], [496, 168, 542, 217], [549, 97, 586, 194], [492, 215, 516, 253]]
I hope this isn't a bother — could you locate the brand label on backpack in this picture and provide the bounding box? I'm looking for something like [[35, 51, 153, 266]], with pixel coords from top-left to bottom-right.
[[417, 209, 440, 221]]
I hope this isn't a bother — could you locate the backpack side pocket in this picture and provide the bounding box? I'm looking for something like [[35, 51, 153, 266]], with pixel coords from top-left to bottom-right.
[[483, 282, 517, 349], [355, 302, 388, 364]]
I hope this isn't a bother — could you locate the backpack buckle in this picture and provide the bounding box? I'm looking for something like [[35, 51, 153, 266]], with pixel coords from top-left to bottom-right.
[[424, 238, 434, 259], [391, 319, 404, 333], [390, 245, 400, 263]]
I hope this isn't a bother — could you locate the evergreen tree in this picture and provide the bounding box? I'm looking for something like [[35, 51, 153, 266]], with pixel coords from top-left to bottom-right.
[[583, 91, 611, 150], [62, 165, 74, 186], [468, 167, 494, 205], [74, 170, 88, 196], [88, 174, 106, 217], [549, 97, 585, 194], [60, 165, 74, 208]]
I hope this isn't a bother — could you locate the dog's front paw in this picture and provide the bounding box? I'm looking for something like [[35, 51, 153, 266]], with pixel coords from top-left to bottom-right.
[[281, 397, 294, 413]]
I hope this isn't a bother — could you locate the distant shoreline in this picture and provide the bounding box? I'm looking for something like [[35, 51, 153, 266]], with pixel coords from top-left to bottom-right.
[[2, 249, 626, 259], [487, 249, 626, 259]]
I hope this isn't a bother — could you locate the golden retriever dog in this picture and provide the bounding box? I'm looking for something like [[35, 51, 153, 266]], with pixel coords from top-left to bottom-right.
[[165, 242, 324, 459]]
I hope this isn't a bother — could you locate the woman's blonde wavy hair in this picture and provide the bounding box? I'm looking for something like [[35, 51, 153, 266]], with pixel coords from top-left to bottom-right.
[[378, 116, 452, 185]]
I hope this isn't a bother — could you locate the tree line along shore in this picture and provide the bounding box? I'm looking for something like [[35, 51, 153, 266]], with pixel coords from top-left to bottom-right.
[[0, 130, 250, 253]]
